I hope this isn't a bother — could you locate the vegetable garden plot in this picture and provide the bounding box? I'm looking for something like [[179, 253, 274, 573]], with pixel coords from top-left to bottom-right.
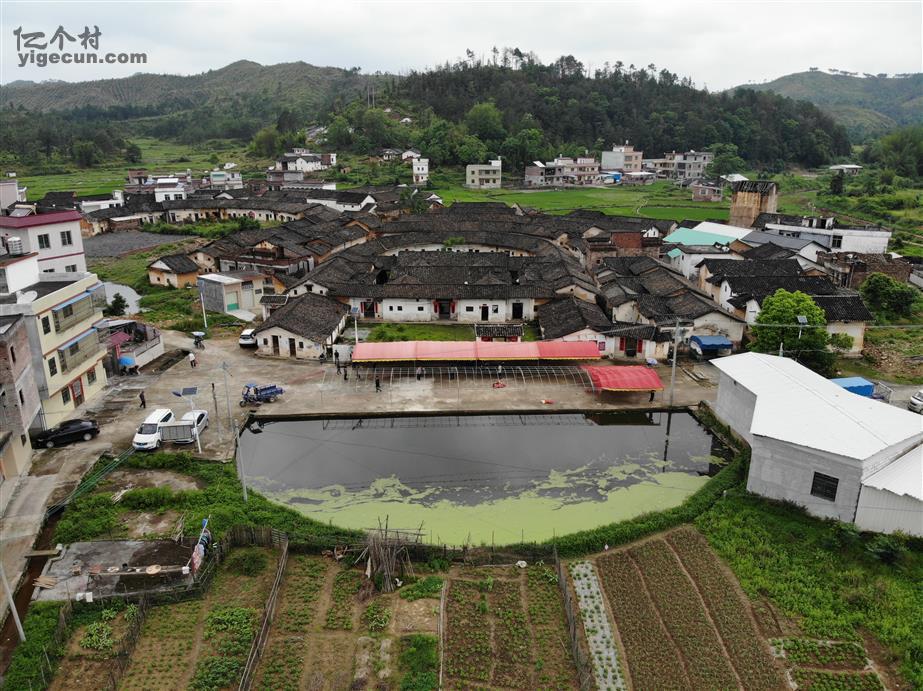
[[596, 549, 688, 689], [117, 547, 277, 691], [324, 569, 363, 630], [792, 668, 885, 690], [443, 567, 580, 690], [253, 555, 328, 690], [665, 528, 791, 690], [629, 539, 739, 689], [568, 561, 626, 691]]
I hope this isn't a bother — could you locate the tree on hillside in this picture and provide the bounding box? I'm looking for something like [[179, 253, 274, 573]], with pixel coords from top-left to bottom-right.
[[455, 134, 488, 165], [859, 272, 919, 318], [829, 171, 844, 195], [500, 128, 546, 171], [749, 289, 851, 376], [276, 108, 299, 134], [326, 115, 352, 149], [72, 140, 101, 167], [705, 143, 747, 178], [125, 142, 143, 163], [464, 102, 506, 147], [251, 126, 281, 158]]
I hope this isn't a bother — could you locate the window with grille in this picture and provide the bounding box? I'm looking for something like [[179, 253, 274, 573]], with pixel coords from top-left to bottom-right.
[[810, 472, 839, 502]]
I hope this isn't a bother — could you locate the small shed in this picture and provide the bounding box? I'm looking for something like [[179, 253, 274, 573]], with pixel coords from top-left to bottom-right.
[[689, 335, 732, 359], [830, 376, 874, 397]]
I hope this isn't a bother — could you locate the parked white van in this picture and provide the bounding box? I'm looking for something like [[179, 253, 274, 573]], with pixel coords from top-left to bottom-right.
[[132, 408, 174, 450]]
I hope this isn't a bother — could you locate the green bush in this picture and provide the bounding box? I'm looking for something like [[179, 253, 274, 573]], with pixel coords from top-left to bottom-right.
[[400, 575, 444, 601], [120, 486, 178, 510], [399, 634, 439, 691], [225, 547, 268, 576], [80, 621, 113, 651], [0, 602, 65, 690]]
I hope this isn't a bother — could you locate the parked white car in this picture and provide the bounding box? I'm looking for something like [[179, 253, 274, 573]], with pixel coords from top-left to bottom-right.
[[176, 410, 209, 444], [132, 409, 174, 450], [239, 329, 257, 348], [908, 390, 923, 414]]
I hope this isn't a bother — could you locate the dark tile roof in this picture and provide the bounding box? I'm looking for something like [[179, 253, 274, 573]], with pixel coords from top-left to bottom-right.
[[724, 275, 838, 308], [700, 259, 803, 283], [475, 323, 524, 338], [731, 180, 777, 195], [259, 294, 289, 306], [740, 243, 796, 260], [811, 291, 874, 322], [740, 230, 824, 251], [253, 292, 347, 343], [537, 297, 612, 339], [604, 321, 671, 342], [150, 253, 199, 274]]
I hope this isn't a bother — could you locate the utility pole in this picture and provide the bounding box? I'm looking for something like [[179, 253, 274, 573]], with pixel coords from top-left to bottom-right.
[[198, 285, 208, 331], [221, 361, 233, 432], [668, 318, 683, 408], [211, 382, 222, 445], [0, 558, 25, 642], [235, 419, 248, 502], [354, 314, 359, 346]]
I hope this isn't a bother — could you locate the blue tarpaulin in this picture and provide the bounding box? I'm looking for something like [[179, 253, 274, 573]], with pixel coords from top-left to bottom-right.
[[690, 335, 732, 351], [830, 376, 874, 397]]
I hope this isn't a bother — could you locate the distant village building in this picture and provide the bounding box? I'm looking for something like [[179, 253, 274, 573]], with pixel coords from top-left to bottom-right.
[[690, 181, 723, 202], [412, 158, 429, 185], [525, 157, 600, 187], [828, 164, 862, 176], [465, 159, 502, 189], [207, 168, 244, 190], [729, 180, 779, 228], [601, 143, 643, 172], [147, 254, 201, 288], [815, 251, 912, 289], [402, 149, 421, 162]]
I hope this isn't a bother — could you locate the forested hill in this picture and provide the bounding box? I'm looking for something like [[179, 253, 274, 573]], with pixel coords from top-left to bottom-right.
[[393, 59, 851, 168], [733, 71, 923, 141], [0, 60, 373, 113]]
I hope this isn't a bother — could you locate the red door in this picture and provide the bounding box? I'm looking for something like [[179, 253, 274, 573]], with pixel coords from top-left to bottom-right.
[[71, 378, 84, 407]]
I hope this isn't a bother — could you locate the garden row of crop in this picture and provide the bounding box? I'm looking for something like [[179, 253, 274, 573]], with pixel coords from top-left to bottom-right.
[[119, 599, 204, 690], [525, 565, 580, 690], [253, 555, 330, 690], [568, 561, 625, 691], [629, 539, 739, 689], [792, 668, 885, 690], [596, 550, 688, 689], [489, 578, 532, 688], [323, 569, 362, 630], [443, 579, 493, 683], [666, 527, 786, 690], [774, 638, 869, 671]]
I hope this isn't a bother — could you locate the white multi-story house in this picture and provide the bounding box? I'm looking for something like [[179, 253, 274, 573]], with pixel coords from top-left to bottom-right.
[[412, 158, 429, 185], [0, 252, 108, 428], [601, 143, 643, 172], [153, 177, 187, 203], [0, 208, 87, 273], [465, 159, 502, 189], [207, 169, 244, 190]]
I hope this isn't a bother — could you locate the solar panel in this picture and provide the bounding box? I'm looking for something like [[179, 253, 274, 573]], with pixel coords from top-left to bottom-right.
[[181, 387, 198, 397]]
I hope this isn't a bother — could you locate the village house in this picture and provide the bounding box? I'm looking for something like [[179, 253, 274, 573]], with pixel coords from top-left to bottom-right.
[[525, 156, 600, 186], [197, 271, 281, 320], [147, 254, 201, 288], [690, 181, 723, 202], [474, 323, 524, 343], [412, 158, 430, 185], [713, 352, 923, 537], [674, 150, 714, 179], [0, 257, 108, 429], [667, 244, 737, 280], [0, 207, 87, 273], [728, 180, 779, 228], [601, 142, 643, 172], [755, 213, 892, 254], [828, 164, 863, 176], [0, 312, 42, 477], [402, 149, 422, 163], [537, 297, 612, 355], [696, 258, 804, 301], [206, 169, 244, 190], [465, 160, 502, 189], [253, 292, 348, 360], [815, 251, 913, 288]]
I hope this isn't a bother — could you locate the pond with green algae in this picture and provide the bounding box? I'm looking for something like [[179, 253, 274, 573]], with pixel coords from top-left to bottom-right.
[[240, 411, 729, 545]]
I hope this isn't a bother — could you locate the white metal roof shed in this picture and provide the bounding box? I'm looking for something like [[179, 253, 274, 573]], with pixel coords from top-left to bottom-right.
[[862, 445, 923, 502], [711, 353, 923, 461]]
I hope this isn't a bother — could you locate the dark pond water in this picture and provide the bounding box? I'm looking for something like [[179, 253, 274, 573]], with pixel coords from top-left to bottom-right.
[[240, 411, 728, 544]]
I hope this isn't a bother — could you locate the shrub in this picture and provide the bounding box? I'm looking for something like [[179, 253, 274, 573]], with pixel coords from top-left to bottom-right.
[[865, 533, 908, 565], [225, 547, 268, 576], [80, 621, 114, 651], [400, 575, 444, 601]]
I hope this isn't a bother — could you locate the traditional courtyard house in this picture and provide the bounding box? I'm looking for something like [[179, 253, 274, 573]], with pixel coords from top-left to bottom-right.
[[667, 244, 736, 280], [0, 207, 87, 273], [0, 313, 41, 477], [402, 149, 422, 162], [606, 322, 671, 361], [0, 265, 108, 429], [537, 297, 613, 355], [712, 352, 923, 537], [85, 194, 165, 235], [276, 153, 323, 173], [147, 254, 201, 288], [569, 211, 671, 263], [207, 169, 244, 190], [732, 230, 828, 265], [696, 258, 803, 301], [465, 160, 502, 189], [301, 189, 377, 213], [253, 292, 348, 360]]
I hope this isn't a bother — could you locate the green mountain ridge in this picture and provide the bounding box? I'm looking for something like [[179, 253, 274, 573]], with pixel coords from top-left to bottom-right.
[[733, 71, 923, 141]]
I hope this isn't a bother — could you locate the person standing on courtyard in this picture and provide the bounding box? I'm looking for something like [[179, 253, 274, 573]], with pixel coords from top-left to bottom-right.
[[375, 376, 382, 392], [188, 351, 197, 368], [139, 390, 146, 409]]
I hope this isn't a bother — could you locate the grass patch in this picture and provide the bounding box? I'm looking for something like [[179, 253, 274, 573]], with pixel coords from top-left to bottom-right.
[[363, 322, 476, 342], [53, 452, 364, 545]]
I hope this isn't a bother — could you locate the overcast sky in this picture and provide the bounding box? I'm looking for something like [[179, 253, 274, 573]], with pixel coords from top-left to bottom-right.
[[1, 0, 921, 89]]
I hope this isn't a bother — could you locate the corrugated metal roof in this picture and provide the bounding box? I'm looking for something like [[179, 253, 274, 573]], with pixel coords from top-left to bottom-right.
[[862, 445, 923, 501]]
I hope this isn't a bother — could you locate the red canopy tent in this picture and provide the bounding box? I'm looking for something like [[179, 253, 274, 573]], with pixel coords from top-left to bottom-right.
[[351, 340, 602, 362], [581, 365, 664, 392]]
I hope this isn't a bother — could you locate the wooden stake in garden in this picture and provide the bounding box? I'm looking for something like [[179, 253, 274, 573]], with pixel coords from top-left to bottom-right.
[[354, 517, 423, 592]]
